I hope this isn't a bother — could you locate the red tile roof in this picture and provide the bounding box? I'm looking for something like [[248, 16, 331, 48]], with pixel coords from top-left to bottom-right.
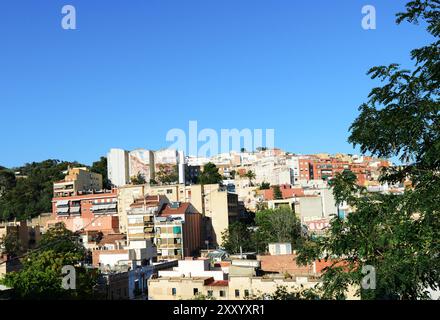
[[259, 254, 314, 275], [159, 202, 198, 216], [262, 187, 304, 200], [206, 280, 229, 287], [98, 233, 126, 246]]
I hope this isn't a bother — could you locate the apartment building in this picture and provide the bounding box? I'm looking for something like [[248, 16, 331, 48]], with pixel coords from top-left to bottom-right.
[[155, 202, 202, 260], [200, 184, 239, 246], [148, 273, 324, 300], [47, 190, 119, 234], [158, 258, 226, 280], [118, 184, 193, 233], [148, 276, 229, 300], [129, 149, 155, 183], [245, 160, 292, 186], [153, 149, 185, 185], [126, 195, 168, 244], [53, 167, 103, 197], [118, 183, 239, 247], [107, 148, 130, 187], [147, 240, 360, 300], [107, 148, 187, 187]]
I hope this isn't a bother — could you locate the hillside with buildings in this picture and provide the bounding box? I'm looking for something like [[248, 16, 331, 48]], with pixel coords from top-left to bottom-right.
[[1, 147, 412, 300]]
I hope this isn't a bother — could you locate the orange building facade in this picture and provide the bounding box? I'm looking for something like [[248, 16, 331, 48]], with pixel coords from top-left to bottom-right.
[[47, 190, 119, 234]]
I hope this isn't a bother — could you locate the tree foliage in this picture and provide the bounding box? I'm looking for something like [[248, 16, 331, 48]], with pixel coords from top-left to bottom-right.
[[197, 162, 222, 185], [0, 224, 99, 300], [245, 170, 256, 186], [221, 208, 303, 254], [0, 160, 85, 221], [221, 221, 254, 253], [248, 285, 321, 300], [91, 156, 111, 189], [259, 182, 271, 190], [130, 172, 146, 185], [298, 0, 440, 300], [0, 230, 22, 257], [255, 207, 302, 246], [272, 185, 283, 200], [155, 164, 179, 185], [0, 168, 16, 197]]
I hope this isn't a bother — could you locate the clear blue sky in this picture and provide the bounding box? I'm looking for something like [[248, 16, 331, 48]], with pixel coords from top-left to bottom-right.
[[0, 0, 433, 167]]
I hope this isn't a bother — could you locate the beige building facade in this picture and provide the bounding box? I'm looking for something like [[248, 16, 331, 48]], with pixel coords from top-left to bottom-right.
[[53, 167, 103, 197], [117, 184, 238, 247], [148, 275, 326, 300]]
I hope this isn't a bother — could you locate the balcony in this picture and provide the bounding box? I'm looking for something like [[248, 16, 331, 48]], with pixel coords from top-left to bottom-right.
[[157, 233, 182, 239], [128, 223, 145, 227], [129, 233, 154, 240], [91, 203, 117, 215], [56, 207, 69, 216], [144, 227, 154, 233], [128, 207, 157, 215], [158, 243, 182, 249]]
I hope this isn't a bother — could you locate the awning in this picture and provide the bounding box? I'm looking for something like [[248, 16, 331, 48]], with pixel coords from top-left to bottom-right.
[[56, 200, 69, 206], [56, 207, 69, 213], [70, 206, 81, 213], [92, 203, 117, 211]]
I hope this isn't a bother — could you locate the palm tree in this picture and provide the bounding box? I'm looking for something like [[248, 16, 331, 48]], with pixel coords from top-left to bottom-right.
[[245, 170, 256, 186]]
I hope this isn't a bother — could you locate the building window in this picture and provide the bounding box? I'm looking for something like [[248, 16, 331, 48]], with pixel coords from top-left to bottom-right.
[[172, 288, 177, 296], [207, 290, 213, 297], [235, 289, 240, 297], [167, 189, 173, 194], [219, 290, 225, 297], [193, 288, 199, 295], [244, 290, 250, 297]]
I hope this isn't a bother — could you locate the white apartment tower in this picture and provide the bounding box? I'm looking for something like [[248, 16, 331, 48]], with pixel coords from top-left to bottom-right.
[[107, 148, 130, 187]]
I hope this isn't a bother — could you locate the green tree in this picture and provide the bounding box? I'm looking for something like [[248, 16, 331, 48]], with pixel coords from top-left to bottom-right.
[[255, 208, 302, 248], [272, 185, 283, 200], [221, 221, 253, 254], [245, 170, 256, 186], [155, 164, 179, 185], [130, 172, 146, 185], [259, 182, 271, 190], [190, 293, 216, 300], [255, 200, 268, 212], [0, 224, 99, 299], [248, 285, 321, 300], [0, 168, 16, 197], [0, 230, 22, 257], [298, 0, 440, 300], [197, 162, 222, 185], [91, 156, 111, 189], [0, 160, 85, 221]]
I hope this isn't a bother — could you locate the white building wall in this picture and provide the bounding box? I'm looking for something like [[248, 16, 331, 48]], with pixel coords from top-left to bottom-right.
[[107, 148, 129, 187], [129, 149, 155, 182], [154, 149, 178, 165], [158, 260, 226, 281], [99, 253, 129, 267]]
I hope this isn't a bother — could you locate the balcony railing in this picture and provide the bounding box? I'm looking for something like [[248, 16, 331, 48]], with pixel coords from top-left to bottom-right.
[[158, 243, 182, 249], [129, 233, 154, 240]]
